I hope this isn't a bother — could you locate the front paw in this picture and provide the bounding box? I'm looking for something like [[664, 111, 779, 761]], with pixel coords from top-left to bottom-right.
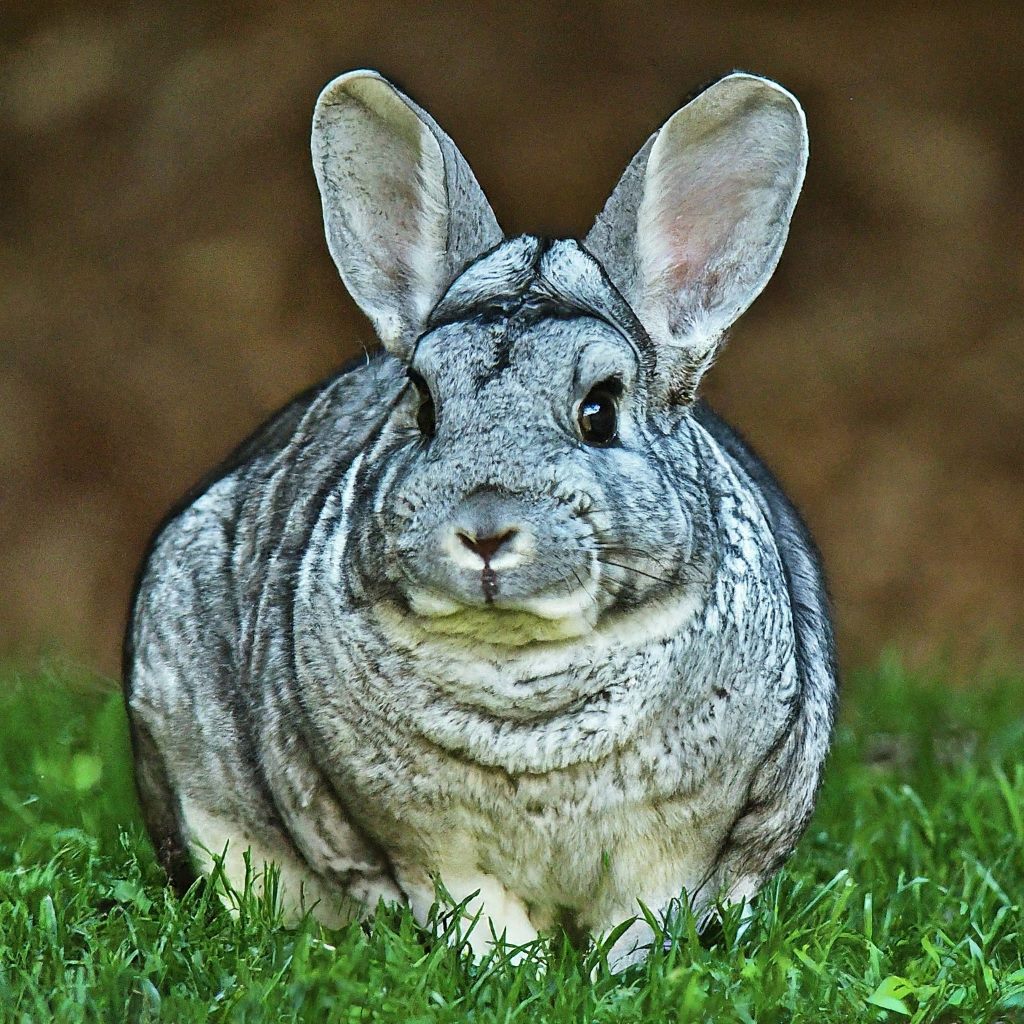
[[595, 916, 656, 975], [402, 869, 541, 963]]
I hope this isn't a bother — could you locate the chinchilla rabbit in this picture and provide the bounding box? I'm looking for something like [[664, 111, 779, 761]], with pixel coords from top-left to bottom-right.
[[125, 68, 837, 969]]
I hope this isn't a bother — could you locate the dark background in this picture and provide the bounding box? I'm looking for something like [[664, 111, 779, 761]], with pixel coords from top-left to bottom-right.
[[2, 2, 1022, 677]]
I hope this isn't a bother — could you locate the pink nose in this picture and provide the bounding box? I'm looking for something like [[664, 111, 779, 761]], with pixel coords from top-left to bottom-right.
[[456, 529, 517, 564]]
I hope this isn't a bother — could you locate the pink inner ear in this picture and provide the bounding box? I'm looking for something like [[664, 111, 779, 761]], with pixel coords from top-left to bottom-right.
[[637, 91, 803, 345], [646, 154, 757, 310]]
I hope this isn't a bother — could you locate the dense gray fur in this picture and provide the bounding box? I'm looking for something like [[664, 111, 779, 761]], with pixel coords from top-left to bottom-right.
[[125, 70, 837, 969]]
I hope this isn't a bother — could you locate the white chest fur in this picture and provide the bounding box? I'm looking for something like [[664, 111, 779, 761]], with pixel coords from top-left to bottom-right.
[[289, 504, 798, 941]]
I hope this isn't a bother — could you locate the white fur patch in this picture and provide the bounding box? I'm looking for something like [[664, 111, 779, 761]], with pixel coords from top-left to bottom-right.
[[180, 799, 353, 928], [401, 866, 540, 959]]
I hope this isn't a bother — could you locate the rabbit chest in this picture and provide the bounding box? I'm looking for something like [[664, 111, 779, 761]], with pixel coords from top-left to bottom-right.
[[289, 495, 800, 926]]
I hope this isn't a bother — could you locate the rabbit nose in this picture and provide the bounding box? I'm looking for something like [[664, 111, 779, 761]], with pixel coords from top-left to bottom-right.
[[456, 528, 517, 564]]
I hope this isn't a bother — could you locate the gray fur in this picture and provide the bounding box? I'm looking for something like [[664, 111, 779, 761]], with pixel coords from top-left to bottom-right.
[[125, 71, 836, 969]]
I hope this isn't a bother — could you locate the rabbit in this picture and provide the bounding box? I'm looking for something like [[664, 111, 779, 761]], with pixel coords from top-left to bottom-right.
[[124, 68, 837, 971]]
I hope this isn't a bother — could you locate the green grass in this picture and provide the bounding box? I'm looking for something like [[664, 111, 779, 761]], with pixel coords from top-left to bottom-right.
[[1, 659, 1023, 1023]]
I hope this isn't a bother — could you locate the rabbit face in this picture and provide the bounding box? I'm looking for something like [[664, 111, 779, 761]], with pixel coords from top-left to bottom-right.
[[311, 69, 807, 644], [343, 238, 705, 645]]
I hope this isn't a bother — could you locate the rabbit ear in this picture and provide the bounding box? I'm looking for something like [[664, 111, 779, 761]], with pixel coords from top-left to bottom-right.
[[585, 73, 807, 402], [312, 71, 502, 358]]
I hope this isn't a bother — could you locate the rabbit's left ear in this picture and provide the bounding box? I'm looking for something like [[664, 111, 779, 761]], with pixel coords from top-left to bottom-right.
[[585, 73, 807, 402], [312, 71, 502, 359]]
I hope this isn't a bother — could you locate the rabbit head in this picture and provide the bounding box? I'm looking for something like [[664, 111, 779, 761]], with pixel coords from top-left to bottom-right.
[[311, 71, 807, 644]]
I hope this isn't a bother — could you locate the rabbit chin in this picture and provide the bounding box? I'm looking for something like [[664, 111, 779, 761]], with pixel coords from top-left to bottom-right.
[[403, 587, 599, 645]]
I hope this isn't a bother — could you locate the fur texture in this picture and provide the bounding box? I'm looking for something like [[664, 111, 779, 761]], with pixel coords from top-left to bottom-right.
[[125, 70, 837, 970]]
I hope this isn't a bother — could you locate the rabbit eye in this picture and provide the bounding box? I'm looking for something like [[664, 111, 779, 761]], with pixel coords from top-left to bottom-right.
[[577, 382, 619, 446], [407, 370, 436, 439]]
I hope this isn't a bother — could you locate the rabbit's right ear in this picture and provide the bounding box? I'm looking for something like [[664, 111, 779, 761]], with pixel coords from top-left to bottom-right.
[[312, 71, 502, 359]]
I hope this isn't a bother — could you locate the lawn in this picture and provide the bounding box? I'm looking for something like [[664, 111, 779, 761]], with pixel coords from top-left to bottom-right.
[[1, 658, 1022, 1023]]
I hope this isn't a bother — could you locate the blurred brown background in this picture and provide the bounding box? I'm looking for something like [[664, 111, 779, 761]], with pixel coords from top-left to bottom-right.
[[1, 2, 1021, 677]]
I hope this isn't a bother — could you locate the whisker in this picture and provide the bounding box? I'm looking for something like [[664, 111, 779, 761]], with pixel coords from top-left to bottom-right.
[[595, 541, 671, 557], [594, 544, 677, 573], [571, 567, 600, 608], [595, 557, 675, 586]]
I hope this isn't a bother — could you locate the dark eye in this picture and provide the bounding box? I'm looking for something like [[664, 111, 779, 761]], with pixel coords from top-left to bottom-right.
[[577, 382, 619, 446], [408, 370, 436, 439]]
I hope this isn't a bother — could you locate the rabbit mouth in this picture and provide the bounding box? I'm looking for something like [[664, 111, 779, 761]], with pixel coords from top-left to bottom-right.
[[401, 581, 601, 645]]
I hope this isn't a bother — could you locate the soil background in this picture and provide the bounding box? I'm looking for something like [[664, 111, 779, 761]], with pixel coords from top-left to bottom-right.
[[2, 2, 1022, 676]]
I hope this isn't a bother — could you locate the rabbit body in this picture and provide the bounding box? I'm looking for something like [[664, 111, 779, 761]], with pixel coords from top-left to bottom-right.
[[126, 71, 837, 967]]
